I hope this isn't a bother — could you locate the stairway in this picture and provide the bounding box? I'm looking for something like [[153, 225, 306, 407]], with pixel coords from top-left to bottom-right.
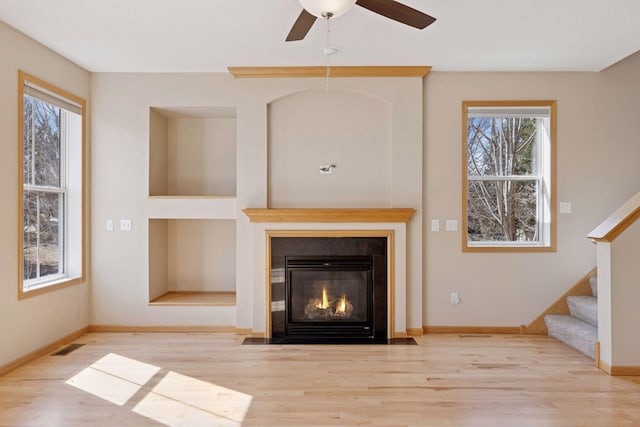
[[544, 276, 598, 358]]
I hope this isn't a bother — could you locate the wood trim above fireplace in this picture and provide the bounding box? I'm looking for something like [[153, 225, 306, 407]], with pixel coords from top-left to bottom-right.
[[228, 66, 431, 79], [243, 208, 415, 223]]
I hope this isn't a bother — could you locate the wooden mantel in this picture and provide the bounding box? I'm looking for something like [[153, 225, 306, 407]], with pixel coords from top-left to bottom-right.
[[242, 208, 416, 223]]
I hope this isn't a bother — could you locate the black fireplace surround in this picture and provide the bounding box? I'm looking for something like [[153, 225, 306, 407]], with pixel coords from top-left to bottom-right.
[[270, 237, 387, 344]]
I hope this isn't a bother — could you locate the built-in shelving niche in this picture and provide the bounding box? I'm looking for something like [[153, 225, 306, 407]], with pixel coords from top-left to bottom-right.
[[147, 106, 237, 306], [149, 219, 236, 306], [149, 106, 237, 197]]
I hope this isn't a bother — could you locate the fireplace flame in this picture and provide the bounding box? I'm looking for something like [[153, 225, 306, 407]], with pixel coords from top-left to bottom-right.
[[316, 287, 330, 310], [336, 295, 347, 314], [307, 287, 353, 319]]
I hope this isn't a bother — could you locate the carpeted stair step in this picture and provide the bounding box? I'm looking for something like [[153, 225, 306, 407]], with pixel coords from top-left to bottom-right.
[[567, 296, 598, 327], [544, 314, 597, 359]]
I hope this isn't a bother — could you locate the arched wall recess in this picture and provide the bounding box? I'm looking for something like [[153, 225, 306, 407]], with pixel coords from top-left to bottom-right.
[[267, 89, 392, 208]]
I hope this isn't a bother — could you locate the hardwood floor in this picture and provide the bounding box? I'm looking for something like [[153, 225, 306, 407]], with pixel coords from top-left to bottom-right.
[[1, 332, 639, 426]]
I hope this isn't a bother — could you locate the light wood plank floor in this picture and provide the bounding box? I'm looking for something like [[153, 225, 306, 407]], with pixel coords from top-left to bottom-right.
[[1, 332, 640, 426]]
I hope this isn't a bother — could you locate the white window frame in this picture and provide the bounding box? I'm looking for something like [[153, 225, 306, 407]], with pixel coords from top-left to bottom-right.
[[462, 100, 557, 253], [18, 71, 86, 299]]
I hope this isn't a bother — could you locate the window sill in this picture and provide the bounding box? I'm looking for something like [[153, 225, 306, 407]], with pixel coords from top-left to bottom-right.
[[19, 275, 85, 300], [463, 245, 556, 253]]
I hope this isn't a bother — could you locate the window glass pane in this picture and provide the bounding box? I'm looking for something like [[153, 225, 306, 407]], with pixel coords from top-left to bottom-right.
[[467, 117, 538, 177], [24, 95, 61, 188], [23, 190, 38, 280], [23, 97, 35, 186], [467, 180, 539, 242], [23, 190, 63, 282]]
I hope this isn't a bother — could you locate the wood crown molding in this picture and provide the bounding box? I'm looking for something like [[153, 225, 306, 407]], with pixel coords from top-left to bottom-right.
[[228, 66, 431, 78], [243, 208, 415, 223]]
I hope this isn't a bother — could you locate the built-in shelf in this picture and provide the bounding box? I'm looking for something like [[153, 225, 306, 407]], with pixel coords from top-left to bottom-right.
[[149, 219, 236, 302], [149, 106, 237, 197], [149, 291, 236, 306]]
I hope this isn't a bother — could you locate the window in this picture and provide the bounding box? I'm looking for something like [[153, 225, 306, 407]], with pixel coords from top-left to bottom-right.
[[462, 100, 556, 252], [18, 71, 85, 298]]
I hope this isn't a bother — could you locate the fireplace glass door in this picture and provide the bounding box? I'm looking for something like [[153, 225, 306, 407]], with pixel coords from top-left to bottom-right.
[[286, 256, 373, 338]]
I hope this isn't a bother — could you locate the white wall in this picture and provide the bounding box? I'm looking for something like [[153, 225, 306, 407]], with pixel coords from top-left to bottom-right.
[[423, 54, 640, 327], [595, 51, 640, 368], [0, 21, 90, 367], [596, 51, 640, 206], [91, 74, 423, 331], [609, 219, 640, 366], [91, 73, 237, 327], [91, 56, 640, 333], [148, 109, 169, 196]]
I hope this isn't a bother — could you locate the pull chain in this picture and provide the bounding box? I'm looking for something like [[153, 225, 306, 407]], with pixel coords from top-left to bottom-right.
[[325, 14, 332, 91]]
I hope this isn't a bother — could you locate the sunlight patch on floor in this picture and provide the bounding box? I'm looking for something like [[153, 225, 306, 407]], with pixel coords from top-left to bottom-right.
[[66, 353, 160, 406], [133, 371, 252, 426], [66, 353, 252, 426]]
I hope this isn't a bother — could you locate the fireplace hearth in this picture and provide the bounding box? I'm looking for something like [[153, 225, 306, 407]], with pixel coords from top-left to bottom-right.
[[270, 237, 387, 343]]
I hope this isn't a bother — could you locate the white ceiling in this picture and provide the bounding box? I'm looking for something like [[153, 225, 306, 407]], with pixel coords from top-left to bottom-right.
[[1, 0, 639, 73]]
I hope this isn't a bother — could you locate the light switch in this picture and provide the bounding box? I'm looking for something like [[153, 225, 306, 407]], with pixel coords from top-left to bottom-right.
[[560, 202, 572, 214], [119, 219, 132, 231], [446, 220, 458, 232], [431, 219, 440, 232], [106, 219, 114, 232], [450, 292, 461, 305]]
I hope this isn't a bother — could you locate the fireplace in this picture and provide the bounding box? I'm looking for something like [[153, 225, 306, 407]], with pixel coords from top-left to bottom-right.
[[287, 256, 372, 337], [271, 237, 387, 343]]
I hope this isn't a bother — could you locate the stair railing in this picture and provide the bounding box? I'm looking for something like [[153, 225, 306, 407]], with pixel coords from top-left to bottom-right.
[[587, 191, 640, 375]]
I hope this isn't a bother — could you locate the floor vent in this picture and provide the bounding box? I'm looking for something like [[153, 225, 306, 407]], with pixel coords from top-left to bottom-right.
[[51, 343, 85, 356], [459, 335, 492, 338]]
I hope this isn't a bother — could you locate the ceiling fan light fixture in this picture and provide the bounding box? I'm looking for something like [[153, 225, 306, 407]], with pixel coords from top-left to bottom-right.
[[299, 0, 357, 19]]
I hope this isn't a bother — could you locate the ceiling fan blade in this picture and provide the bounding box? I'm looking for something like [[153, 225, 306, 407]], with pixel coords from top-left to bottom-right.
[[286, 9, 318, 41], [356, 0, 436, 29]]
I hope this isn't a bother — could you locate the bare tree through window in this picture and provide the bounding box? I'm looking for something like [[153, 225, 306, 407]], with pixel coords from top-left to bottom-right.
[[19, 71, 86, 298], [23, 96, 64, 282], [463, 101, 555, 251]]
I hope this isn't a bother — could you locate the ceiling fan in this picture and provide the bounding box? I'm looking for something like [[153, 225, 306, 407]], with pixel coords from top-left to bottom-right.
[[286, 0, 436, 42]]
